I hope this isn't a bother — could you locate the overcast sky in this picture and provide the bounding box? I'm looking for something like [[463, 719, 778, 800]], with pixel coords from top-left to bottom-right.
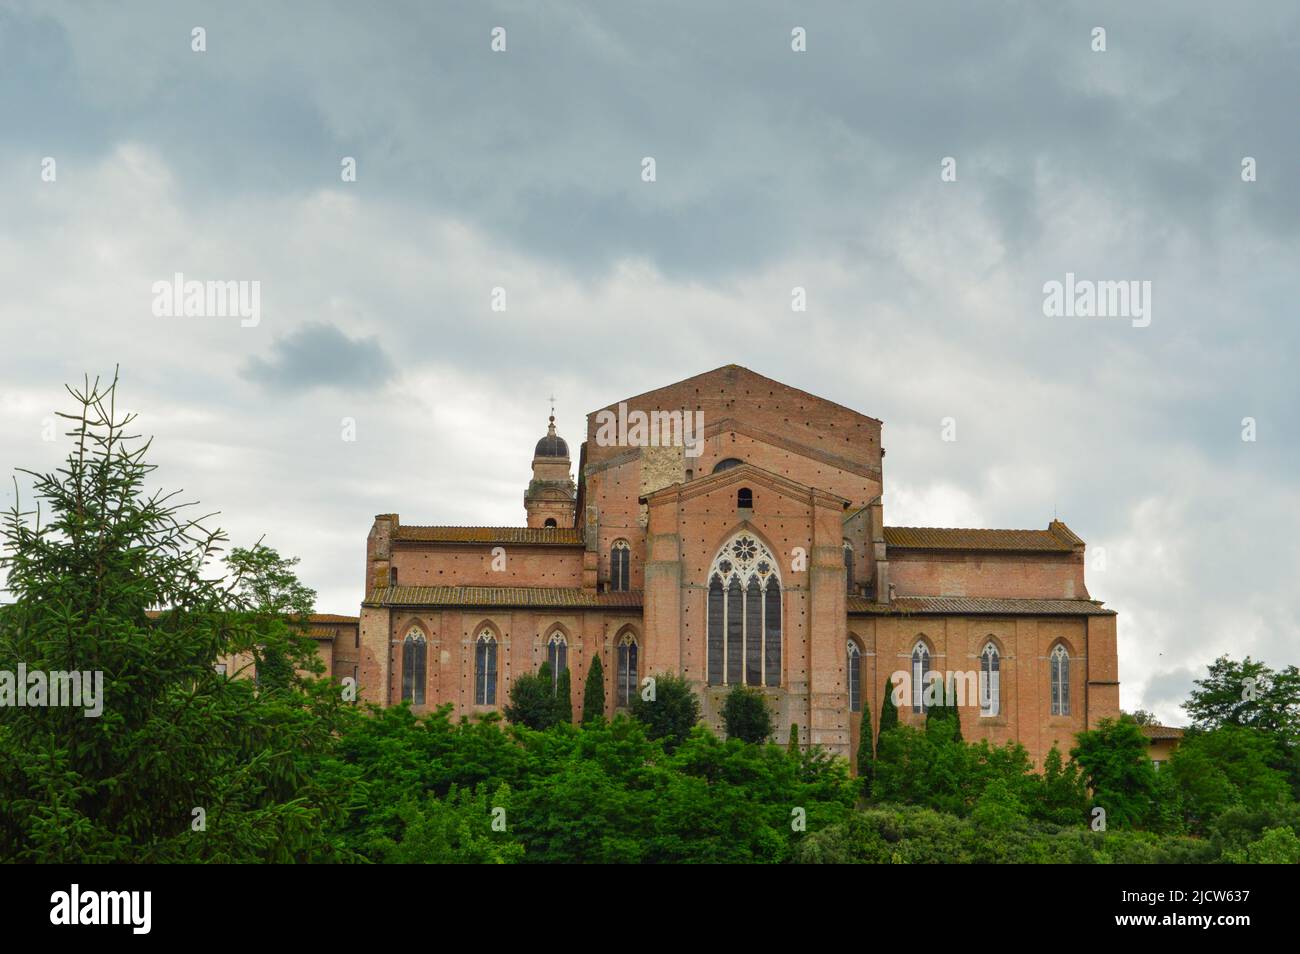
[[1, 1, 1297, 724]]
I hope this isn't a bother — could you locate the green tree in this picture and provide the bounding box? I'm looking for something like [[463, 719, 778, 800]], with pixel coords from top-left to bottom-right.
[[856, 705, 874, 795], [1185, 655, 1300, 738], [722, 684, 773, 744], [224, 543, 321, 690], [628, 672, 700, 751], [879, 676, 899, 733], [788, 723, 800, 754], [1070, 718, 1158, 829], [503, 662, 561, 731], [926, 696, 963, 742], [1035, 745, 1088, 826], [1220, 825, 1300, 864], [554, 667, 573, 724], [581, 654, 606, 724], [1169, 725, 1292, 831], [0, 372, 348, 862]]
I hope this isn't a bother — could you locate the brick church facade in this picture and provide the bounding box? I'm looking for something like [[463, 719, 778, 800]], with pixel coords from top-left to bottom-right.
[[354, 365, 1120, 767]]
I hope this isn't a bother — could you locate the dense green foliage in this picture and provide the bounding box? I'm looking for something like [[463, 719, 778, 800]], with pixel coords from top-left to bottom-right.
[[554, 667, 573, 724], [319, 705, 854, 863], [856, 706, 874, 795], [581, 655, 605, 724], [627, 672, 700, 751], [722, 684, 774, 744], [503, 662, 564, 730], [879, 677, 899, 733]]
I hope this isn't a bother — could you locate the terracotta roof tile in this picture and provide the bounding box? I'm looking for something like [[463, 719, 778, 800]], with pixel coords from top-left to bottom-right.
[[394, 526, 583, 546], [1139, 724, 1185, 740], [847, 595, 1115, 616], [884, 525, 1081, 552], [309, 613, 359, 624], [367, 586, 642, 609]]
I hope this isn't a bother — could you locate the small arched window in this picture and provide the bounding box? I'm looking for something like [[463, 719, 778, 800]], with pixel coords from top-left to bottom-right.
[[402, 628, 427, 705], [980, 641, 1000, 716], [1050, 644, 1070, 716], [911, 641, 931, 714], [713, 458, 742, 474], [543, 518, 558, 528], [737, 487, 753, 510], [847, 640, 862, 712], [547, 631, 568, 690], [610, 539, 631, 592], [475, 631, 498, 706], [844, 541, 855, 594], [389, 566, 398, 586], [617, 632, 639, 707]]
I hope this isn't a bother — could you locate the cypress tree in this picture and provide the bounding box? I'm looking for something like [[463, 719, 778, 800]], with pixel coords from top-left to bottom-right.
[[879, 676, 899, 733], [787, 723, 800, 755], [581, 654, 606, 724], [925, 685, 963, 742], [856, 705, 874, 794], [555, 667, 573, 724]]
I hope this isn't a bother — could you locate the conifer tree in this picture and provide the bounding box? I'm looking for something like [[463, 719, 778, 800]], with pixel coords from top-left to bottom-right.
[[581, 654, 606, 724], [856, 705, 874, 794], [555, 666, 573, 724], [879, 676, 899, 733], [788, 722, 800, 754], [0, 372, 348, 862]]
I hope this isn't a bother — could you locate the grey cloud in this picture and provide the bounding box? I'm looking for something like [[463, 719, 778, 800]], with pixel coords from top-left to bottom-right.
[[241, 323, 394, 394]]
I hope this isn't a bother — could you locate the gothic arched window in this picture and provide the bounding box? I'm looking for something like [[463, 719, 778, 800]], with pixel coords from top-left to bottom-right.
[[475, 631, 498, 706], [706, 533, 781, 687], [610, 539, 631, 592], [980, 641, 1000, 716], [847, 640, 862, 712], [616, 631, 639, 707], [402, 628, 427, 705], [911, 641, 931, 714], [1050, 644, 1070, 716], [737, 487, 753, 510], [547, 631, 568, 691]]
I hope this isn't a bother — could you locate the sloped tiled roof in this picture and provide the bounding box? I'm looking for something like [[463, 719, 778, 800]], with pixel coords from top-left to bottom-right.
[[1139, 724, 1185, 741], [847, 595, 1115, 616], [309, 613, 359, 624], [367, 586, 642, 609], [394, 526, 584, 546], [884, 522, 1082, 552]]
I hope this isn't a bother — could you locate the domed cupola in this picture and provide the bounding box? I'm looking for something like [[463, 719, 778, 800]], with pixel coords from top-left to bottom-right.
[[534, 417, 569, 459], [525, 410, 576, 528]]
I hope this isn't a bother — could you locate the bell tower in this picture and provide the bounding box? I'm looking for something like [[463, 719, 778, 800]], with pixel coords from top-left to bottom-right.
[[525, 406, 576, 528]]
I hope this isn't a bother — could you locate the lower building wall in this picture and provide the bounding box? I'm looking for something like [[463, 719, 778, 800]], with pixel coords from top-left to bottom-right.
[[357, 605, 1115, 769]]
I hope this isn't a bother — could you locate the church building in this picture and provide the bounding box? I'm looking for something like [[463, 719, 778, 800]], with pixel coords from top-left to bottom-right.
[[356, 365, 1120, 766]]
